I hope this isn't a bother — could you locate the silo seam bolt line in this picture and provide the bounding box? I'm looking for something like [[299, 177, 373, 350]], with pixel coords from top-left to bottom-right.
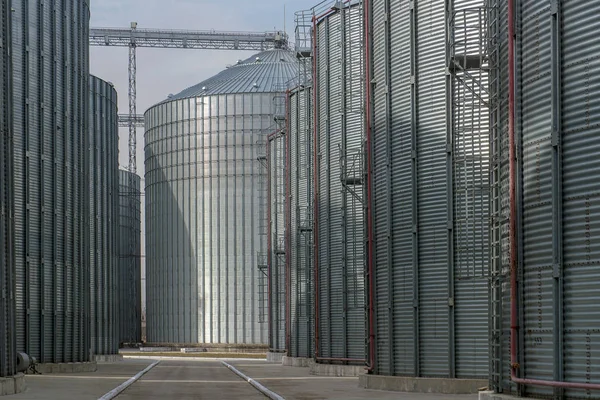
[[221, 361, 285, 400]]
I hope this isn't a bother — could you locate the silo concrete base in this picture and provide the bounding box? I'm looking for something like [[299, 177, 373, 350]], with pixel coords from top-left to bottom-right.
[[478, 391, 536, 400], [34, 362, 97, 374], [281, 356, 311, 367], [0, 374, 26, 396], [359, 374, 487, 394], [309, 362, 365, 377], [93, 354, 123, 363], [143, 343, 268, 354], [266, 351, 285, 363]]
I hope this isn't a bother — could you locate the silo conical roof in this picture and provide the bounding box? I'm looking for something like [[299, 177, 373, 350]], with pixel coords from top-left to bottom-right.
[[166, 49, 297, 100]]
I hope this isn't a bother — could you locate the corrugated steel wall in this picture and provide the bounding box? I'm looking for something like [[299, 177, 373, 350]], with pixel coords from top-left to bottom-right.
[[144, 94, 273, 345], [12, 0, 91, 363], [89, 76, 119, 356], [118, 170, 141, 344], [370, 0, 489, 378], [288, 86, 314, 358], [315, 4, 366, 363], [0, 0, 16, 378], [267, 131, 286, 352], [491, 0, 600, 397]]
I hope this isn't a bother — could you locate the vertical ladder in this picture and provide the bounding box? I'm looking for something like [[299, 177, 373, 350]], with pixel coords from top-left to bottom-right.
[[485, 1, 503, 391], [336, 0, 366, 359], [449, 1, 501, 389], [257, 144, 269, 324]]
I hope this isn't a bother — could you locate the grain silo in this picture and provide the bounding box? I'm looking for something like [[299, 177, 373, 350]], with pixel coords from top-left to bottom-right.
[[485, 0, 600, 398], [312, 1, 366, 375], [118, 170, 142, 345], [0, 0, 16, 380], [145, 49, 297, 346], [360, 0, 489, 392], [12, 0, 92, 366], [264, 129, 287, 360], [286, 85, 314, 363], [89, 76, 120, 358]]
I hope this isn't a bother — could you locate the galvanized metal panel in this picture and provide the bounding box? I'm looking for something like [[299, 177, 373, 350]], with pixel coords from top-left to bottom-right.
[[562, 1, 600, 397], [12, 0, 90, 363], [0, 0, 15, 378], [371, 0, 394, 377], [315, 3, 366, 363], [89, 75, 119, 356], [490, 0, 600, 397], [415, 0, 449, 377], [169, 50, 297, 99], [145, 50, 296, 345], [296, 88, 311, 359], [373, 0, 427, 377], [390, 0, 417, 377], [372, 0, 489, 379], [118, 170, 142, 344], [288, 86, 314, 358]]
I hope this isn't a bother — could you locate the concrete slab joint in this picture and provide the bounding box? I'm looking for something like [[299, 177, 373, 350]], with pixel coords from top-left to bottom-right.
[[0, 373, 26, 396], [359, 374, 488, 394]]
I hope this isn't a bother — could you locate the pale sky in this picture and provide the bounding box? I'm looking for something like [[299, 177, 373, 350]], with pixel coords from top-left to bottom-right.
[[90, 0, 317, 170], [89, 0, 317, 307]]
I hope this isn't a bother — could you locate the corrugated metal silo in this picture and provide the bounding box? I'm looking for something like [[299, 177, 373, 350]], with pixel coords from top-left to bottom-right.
[[118, 170, 142, 344], [287, 86, 314, 359], [266, 130, 286, 353], [89, 75, 119, 356], [0, 0, 16, 378], [12, 0, 91, 363], [314, 1, 366, 364], [368, 0, 489, 380], [489, 0, 600, 397], [144, 49, 297, 345]]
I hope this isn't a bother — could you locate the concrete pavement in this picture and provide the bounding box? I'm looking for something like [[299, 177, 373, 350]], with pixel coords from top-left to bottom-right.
[[116, 359, 266, 399], [227, 359, 480, 400], [10, 359, 155, 400], [5, 357, 484, 399]]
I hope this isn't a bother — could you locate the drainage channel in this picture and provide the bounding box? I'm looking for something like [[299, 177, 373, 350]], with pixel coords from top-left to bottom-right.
[[221, 361, 285, 400]]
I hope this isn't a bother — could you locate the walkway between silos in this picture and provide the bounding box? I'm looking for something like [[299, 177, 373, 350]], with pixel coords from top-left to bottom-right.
[[115, 359, 266, 399], [227, 359, 481, 400]]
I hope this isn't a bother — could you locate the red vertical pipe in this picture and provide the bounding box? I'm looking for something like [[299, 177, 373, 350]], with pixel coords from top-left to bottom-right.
[[312, 1, 367, 365], [363, 0, 376, 373]]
